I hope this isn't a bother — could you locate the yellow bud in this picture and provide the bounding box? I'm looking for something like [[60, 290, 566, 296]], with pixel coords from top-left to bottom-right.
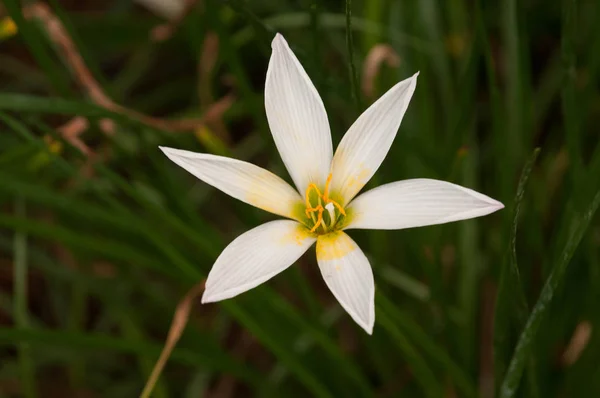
[[0, 18, 17, 40]]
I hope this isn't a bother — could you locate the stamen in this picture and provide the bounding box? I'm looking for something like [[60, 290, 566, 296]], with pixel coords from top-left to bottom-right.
[[304, 184, 322, 209], [305, 205, 320, 217], [306, 184, 322, 201], [309, 205, 325, 233], [308, 210, 317, 224], [304, 174, 345, 233]]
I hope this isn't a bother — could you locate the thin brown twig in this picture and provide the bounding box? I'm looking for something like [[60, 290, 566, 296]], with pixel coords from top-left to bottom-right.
[[56, 116, 92, 155], [198, 32, 220, 105], [140, 280, 206, 398], [24, 3, 112, 108]]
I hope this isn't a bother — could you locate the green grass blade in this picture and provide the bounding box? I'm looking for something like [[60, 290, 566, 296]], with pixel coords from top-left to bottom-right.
[[2, 0, 73, 96], [561, 0, 582, 178], [0, 214, 182, 279], [345, 0, 361, 111], [0, 327, 260, 385], [267, 291, 372, 396], [376, 299, 443, 398], [378, 293, 477, 397], [493, 148, 540, 387], [499, 189, 600, 397], [0, 93, 129, 121], [379, 266, 430, 302], [13, 198, 37, 398], [501, 0, 527, 198], [223, 302, 334, 398], [120, 316, 169, 398]]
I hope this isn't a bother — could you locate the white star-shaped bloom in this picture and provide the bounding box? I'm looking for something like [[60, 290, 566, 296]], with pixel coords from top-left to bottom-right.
[[160, 33, 503, 334]]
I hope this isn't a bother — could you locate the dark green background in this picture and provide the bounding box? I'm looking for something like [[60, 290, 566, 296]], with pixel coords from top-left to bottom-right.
[[1, 0, 599, 397]]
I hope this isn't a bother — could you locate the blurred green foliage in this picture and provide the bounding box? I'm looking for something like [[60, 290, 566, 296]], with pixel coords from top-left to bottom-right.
[[0, 0, 599, 397]]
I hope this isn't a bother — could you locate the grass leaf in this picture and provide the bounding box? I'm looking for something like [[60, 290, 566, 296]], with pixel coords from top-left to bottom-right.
[[499, 189, 600, 397], [493, 148, 540, 386]]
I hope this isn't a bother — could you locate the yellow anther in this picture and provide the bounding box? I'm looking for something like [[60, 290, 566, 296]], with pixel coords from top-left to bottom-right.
[[322, 173, 345, 215], [305, 205, 321, 217], [305, 183, 322, 208], [304, 173, 345, 232], [0, 18, 17, 39], [309, 205, 324, 233]]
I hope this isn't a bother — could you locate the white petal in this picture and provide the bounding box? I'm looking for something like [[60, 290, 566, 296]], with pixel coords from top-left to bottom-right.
[[346, 179, 504, 230], [160, 147, 303, 221], [202, 220, 316, 303], [316, 232, 375, 334], [329, 73, 419, 205], [265, 33, 333, 193]]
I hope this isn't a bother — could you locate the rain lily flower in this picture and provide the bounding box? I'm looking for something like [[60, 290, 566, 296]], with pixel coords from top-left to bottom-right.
[[160, 33, 503, 334]]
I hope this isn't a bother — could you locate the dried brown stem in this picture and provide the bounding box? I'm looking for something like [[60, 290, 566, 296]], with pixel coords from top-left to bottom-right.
[[562, 320, 592, 366], [361, 44, 401, 99], [57, 116, 91, 156], [24, 3, 112, 108], [24, 2, 232, 135], [140, 280, 206, 398]]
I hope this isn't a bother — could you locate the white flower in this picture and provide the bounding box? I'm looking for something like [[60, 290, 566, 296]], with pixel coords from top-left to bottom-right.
[[160, 33, 503, 334]]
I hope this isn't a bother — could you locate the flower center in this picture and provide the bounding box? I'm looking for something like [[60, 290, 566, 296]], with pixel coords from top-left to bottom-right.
[[304, 173, 346, 234]]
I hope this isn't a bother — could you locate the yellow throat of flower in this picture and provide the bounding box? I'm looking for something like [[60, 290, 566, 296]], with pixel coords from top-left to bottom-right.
[[304, 173, 346, 234]]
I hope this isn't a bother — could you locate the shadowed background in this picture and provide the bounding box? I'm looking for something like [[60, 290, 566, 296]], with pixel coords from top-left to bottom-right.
[[0, 0, 599, 397]]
